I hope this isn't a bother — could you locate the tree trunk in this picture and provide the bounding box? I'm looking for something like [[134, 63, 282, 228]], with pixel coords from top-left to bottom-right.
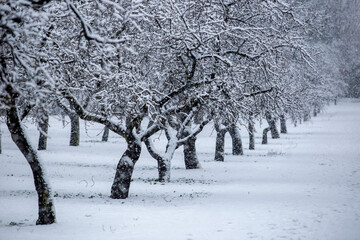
[[110, 137, 141, 199], [157, 157, 170, 182], [69, 113, 80, 146], [304, 111, 310, 122], [227, 124, 243, 155], [61, 112, 66, 127], [214, 128, 227, 162], [265, 112, 280, 139], [262, 127, 270, 144], [144, 138, 171, 182], [6, 104, 56, 225], [248, 121, 255, 150], [102, 126, 109, 142], [38, 114, 49, 150], [280, 115, 287, 134], [183, 135, 201, 169], [182, 124, 201, 169], [313, 106, 320, 117]]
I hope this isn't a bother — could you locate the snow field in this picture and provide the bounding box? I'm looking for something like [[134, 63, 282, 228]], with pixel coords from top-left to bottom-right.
[[1, 99, 360, 240]]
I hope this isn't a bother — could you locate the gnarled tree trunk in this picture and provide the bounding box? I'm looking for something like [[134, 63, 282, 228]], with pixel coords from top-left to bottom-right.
[[248, 121, 255, 150], [69, 113, 80, 146], [6, 103, 56, 225], [110, 136, 141, 199], [227, 124, 243, 155], [280, 115, 287, 134], [38, 114, 49, 150], [265, 112, 280, 139], [214, 128, 227, 162]]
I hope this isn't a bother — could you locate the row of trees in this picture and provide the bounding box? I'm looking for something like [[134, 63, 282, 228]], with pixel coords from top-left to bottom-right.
[[0, 0, 346, 225]]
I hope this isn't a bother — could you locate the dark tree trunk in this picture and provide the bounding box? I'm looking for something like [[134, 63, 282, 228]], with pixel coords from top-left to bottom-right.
[[313, 106, 320, 117], [280, 115, 287, 134], [102, 126, 109, 142], [38, 114, 49, 150], [262, 127, 270, 144], [334, 97, 337, 105], [304, 111, 310, 122], [69, 113, 80, 146], [214, 128, 227, 162], [6, 104, 56, 225], [183, 135, 201, 169], [265, 112, 280, 139], [182, 124, 201, 169], [110, 137, 141, 199], [157, 157, 171, 182], [248, 121, 255, 150], [227, 124, 243, 155]]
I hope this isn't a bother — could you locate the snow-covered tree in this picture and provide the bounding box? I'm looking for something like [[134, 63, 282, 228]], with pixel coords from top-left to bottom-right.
[[0, 0, 56, 225]]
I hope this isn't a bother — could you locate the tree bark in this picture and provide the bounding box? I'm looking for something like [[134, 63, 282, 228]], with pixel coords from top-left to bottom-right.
[[280, 115, 287, 134], [156, 156, 170, 182], [69, 113, 80, 146], [6, 104, 56, 225], [110, 136, 141, 199], [227, 124, 243, 155], [38, 114, 49, 150], [248, 121, 255, 150], [262, 127, 270, 144], [265, 112, 280, 139], [183, 135, 201, 169], [144, 138, 171, 182], [182, 124, 201, 169], [102, 126, 109, 142], [214, 128, 227, 162]]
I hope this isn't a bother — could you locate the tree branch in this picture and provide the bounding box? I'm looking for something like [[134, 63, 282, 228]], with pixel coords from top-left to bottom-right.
[[61, 91, 127, 138], [67, 1, 128, 44]]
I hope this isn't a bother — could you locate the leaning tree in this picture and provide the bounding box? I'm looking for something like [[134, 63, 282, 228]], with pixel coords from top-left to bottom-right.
[[0, 0, 56, 225]]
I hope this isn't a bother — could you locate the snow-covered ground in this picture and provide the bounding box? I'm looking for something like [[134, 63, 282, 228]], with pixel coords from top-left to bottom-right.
[[1, 99, 360, 240]]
